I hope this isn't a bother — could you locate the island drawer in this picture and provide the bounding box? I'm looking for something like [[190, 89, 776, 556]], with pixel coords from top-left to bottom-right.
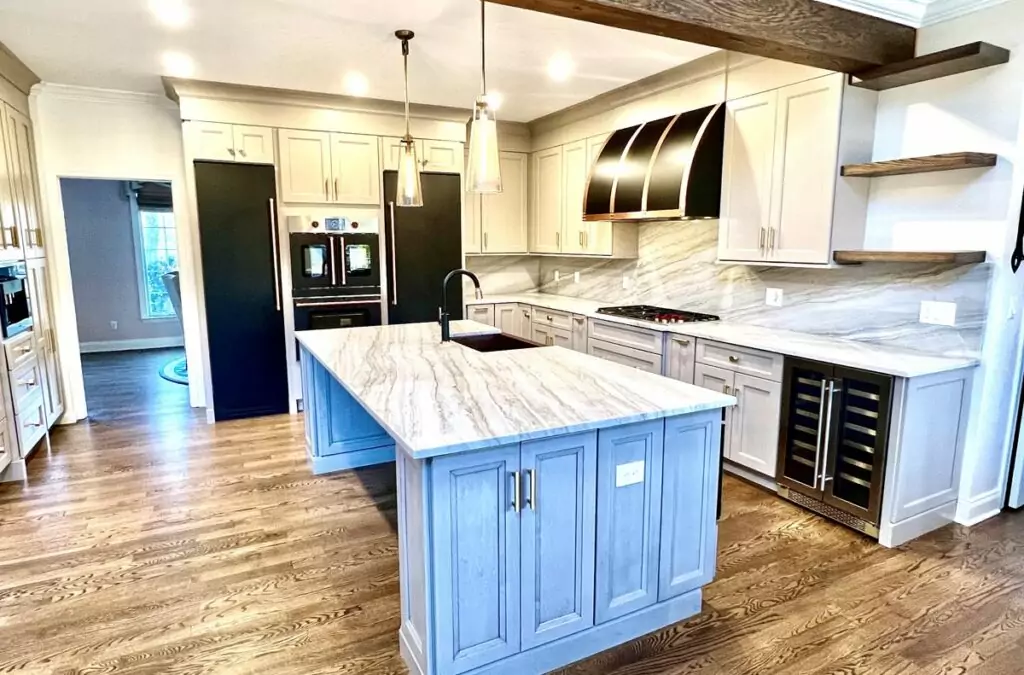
[[533, 306, 572, 331], [696, 339, 783, 382], [11, 356, 42, 408], [4, 331, 36, 372], [588, 319, 664, 355], [588, 338, 662, 375], [15, 391, 46, 458]]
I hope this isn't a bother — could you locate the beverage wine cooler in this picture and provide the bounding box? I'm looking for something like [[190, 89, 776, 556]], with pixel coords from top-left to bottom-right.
[[776, 358, 894, 538]]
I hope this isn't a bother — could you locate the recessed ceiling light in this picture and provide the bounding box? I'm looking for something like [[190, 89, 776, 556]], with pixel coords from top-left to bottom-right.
[[485, 91, 504, 111], [161, 51, 195, 78], [547, 52, 575, 82], [149, 0, 191, 28], [343, 71, 369, 97]]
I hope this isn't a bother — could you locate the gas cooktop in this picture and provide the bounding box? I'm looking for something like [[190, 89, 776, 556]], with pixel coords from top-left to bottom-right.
[[596, 305, 720, 325]]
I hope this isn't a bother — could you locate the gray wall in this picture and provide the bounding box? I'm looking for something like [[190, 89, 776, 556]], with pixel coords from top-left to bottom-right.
[[61, 178, 182, 346]]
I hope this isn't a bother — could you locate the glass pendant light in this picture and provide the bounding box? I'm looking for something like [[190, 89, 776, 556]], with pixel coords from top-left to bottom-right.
[[395, 30, 423, 207], [467, 1, 502, 194]]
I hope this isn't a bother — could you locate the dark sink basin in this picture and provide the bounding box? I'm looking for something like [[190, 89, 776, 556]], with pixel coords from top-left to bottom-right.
[[452, 333, 543, 353]]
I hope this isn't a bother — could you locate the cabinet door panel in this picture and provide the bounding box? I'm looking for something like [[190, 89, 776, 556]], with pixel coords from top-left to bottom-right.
[[331, 132, 380, 205], [694, 364, 734, 460], [0, 110, 18, 252], [494, 303, 519, 336], [732, 373, 782, 476], [421, 139, 463, 174], [718, 91, 776, 262], [467, 304, 494, 326], [586, 135, 613, 255], [6, 108, 43, 254], [432, 445, 521, 675], [482, 152, 527, 253], [769, 75, 843, 264], [595, 420, 664, 624], [660, 411, 720, 600], [571, 315, 587, 353], [189, 121, 236, 162], [463, 184, 482, 254], [665, 334, 696, 385], [279, 130, 332, 203], [520, 432, 597, 649], [530, 148, 563, 253], [312, 358, 390, 456], [532, 323, 570, 348], [561, 140, 588, 255], [233, 125, 274, 164]]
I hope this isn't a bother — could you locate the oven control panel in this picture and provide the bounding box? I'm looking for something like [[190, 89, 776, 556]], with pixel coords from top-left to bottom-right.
[[286, 214, 380, 234]]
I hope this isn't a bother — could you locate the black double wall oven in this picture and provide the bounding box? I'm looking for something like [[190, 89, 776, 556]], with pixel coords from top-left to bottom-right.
[[288, 216, 383, 356]]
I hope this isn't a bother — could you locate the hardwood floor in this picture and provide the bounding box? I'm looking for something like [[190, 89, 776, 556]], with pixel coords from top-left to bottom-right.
[[1, 349, 1023, 674]]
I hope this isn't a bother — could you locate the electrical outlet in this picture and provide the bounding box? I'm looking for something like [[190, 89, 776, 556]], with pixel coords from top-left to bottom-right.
[[110, 320, 118, 330], [573, 271, 580, 284], [553, 270, 561, 283], [920, 301, 957, 326], [621, 275, 633, 290], [765, 288, 784, 307]]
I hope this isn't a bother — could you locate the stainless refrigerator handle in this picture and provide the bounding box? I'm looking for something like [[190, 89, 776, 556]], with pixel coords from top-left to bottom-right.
[[339, 237, 347, 286], [389, 202, 398, 306], [821, 380, 838, 489], [813, 379, 827, 489], [268, 198, 281, 312], [329, 238, 337, 286]]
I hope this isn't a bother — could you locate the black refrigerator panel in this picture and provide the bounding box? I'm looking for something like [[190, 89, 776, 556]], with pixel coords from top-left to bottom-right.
[[821, 366, 893, 527], [383, 171, 464, 325], [195, 161, 289, 421], [777, 358, 833, 500]]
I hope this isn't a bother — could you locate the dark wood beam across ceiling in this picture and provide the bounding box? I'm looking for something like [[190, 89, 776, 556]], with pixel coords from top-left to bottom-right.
[[488, 0, 917, 73]]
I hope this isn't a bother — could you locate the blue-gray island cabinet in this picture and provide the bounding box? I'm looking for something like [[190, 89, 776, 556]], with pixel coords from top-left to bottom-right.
[[296, 321, 734, 675]]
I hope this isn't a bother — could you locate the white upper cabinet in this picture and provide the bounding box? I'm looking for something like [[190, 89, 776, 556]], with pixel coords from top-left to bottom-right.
[[279, 130, 379, 205], [585, 134, 614, 256], [529, 146, 564, 254], [718, 91, 777, 263], [330, 132, 380, 205], [383, 137, 463, 175], [768, 76, 843, 264], [561, 140, 588, 255], [232, 125, 275, 164], [718, 73, 874, 266], [481, 152, 528, 253], [5, 106, 43, 257], [189, 121, 274, 164]]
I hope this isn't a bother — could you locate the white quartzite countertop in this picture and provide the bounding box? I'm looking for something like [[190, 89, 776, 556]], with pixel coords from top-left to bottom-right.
[[467, 293, 980, 379], [296, 320, 735, 458]]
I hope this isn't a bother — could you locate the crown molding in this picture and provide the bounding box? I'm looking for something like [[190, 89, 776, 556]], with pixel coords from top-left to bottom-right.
[[163, 77, 470, 125], [0, 40, 40, 95], [32, 82, 175, 108], [816, 0, 1009, 27]]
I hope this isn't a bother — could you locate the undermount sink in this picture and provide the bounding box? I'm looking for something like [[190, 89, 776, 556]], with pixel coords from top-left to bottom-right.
[[451, 333, 543, 353]]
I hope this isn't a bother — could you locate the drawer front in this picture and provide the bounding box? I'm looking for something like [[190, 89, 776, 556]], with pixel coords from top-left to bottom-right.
[[0, 424, 10, 474], [664, 334, 696, 385], [11, 357, 42, 406], [16, 392, 46, 459], [589, 319, 664, 355], [4, 332, 36, 371], [533, 307, 572, 331], [532, 323, 572, 348], [696, 339, 783, 382], [588, 338, 662, 375], [467, 304, 495, 326]]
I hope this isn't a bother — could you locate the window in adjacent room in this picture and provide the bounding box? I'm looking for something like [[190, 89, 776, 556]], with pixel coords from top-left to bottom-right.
[[130, 181, 178, 320]]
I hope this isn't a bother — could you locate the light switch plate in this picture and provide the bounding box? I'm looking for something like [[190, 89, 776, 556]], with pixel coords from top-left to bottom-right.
[[554, 270, 561, 282], [920, 300, 957, 326], [615, 460, 645, 488], [573, 271, 580, 284], [622, 275, 633, 290], [766, 288, 784, 307]]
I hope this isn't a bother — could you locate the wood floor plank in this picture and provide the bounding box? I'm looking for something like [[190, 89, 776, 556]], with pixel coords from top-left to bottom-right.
[[1, 349, 1023, 674]]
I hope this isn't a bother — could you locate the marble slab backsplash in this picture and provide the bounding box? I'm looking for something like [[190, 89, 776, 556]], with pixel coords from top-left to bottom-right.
[[535, 221, 990, 357], [464, 255, 541, 295]]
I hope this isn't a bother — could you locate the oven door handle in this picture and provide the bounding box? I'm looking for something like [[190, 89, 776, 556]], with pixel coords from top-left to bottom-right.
[[329, 238, 337, 286], [339, 237, 347, 286]]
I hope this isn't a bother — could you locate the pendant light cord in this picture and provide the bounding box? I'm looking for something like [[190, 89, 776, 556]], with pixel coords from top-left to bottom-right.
[[480, 1, 487, 95], [402, 38, 412, 137]]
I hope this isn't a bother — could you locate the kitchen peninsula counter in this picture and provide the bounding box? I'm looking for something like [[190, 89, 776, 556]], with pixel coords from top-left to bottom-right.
[[296, 321, 733, 675]]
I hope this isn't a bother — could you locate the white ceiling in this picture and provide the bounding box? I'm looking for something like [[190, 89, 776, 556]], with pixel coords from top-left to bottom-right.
[[816, 0, 1008, 27], [0, 0, 719, 122]]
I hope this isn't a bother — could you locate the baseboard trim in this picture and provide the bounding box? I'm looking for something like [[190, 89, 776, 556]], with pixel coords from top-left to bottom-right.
[[80, 336, 184, 353], [308, 445, 396, 475], [880, 500, 958, 548], [723, 460, 778, 492], [955, 488, 1004, 526]]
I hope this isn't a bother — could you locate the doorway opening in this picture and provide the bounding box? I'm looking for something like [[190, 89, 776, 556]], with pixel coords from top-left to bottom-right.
[[60, 178, 190, 422]]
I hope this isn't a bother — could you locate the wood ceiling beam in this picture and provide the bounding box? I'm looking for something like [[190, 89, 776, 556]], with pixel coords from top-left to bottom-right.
[[488, 0, 916, 73]]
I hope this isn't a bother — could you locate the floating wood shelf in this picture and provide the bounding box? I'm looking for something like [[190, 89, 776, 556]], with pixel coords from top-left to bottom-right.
[[841, 152, 997, 178], [833, 251, 986, 266], [850, 42, 1010, 91]]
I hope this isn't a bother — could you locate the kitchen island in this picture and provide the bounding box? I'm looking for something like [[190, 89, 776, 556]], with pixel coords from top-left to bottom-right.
[[297, 321, 734, 675]]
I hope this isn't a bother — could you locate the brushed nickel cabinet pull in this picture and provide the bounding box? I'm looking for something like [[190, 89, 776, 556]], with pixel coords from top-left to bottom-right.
[[325, 178, 330, 200], [239, 149, 247, 158], [527, 469, 536, 510], [674, 338, 691, 347], [334, 178, 340, 201], [511, 471, 521, 513], [555, 231, 560, 248], [228, 148, 236, 156], [769, 227, 776, 253], [723, 385, 730, 395], [728, 355, 740, 363], [483, 232, 489, 250], [759, 227, 766, 252]]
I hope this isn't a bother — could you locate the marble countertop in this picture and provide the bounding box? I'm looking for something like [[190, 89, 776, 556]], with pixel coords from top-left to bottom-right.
[[467, 293, 979, 379], [297, 320, 735, 458]]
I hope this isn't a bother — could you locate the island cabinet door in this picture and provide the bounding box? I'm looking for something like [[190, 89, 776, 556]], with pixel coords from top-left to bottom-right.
[[312, 360, 390, 456], [431, 445, 522, 675], [659, 411, 721, 602], [595, 420, 665, 624], [520, 431, 597, 650]]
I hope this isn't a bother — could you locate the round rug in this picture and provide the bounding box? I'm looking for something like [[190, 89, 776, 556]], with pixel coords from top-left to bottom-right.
[[159, 356, 188, 385]]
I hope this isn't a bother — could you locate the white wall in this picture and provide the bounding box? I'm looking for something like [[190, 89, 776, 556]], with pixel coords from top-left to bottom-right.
[[866, 0, 1024, 523], [30, 84, 205, 419]]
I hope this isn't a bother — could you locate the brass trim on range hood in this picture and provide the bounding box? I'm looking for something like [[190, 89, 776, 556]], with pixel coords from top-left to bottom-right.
[[582, 103, 726, 223]]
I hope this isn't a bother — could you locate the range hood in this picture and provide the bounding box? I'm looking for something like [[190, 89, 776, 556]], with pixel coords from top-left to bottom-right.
[[583, 103, 725, 222]]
